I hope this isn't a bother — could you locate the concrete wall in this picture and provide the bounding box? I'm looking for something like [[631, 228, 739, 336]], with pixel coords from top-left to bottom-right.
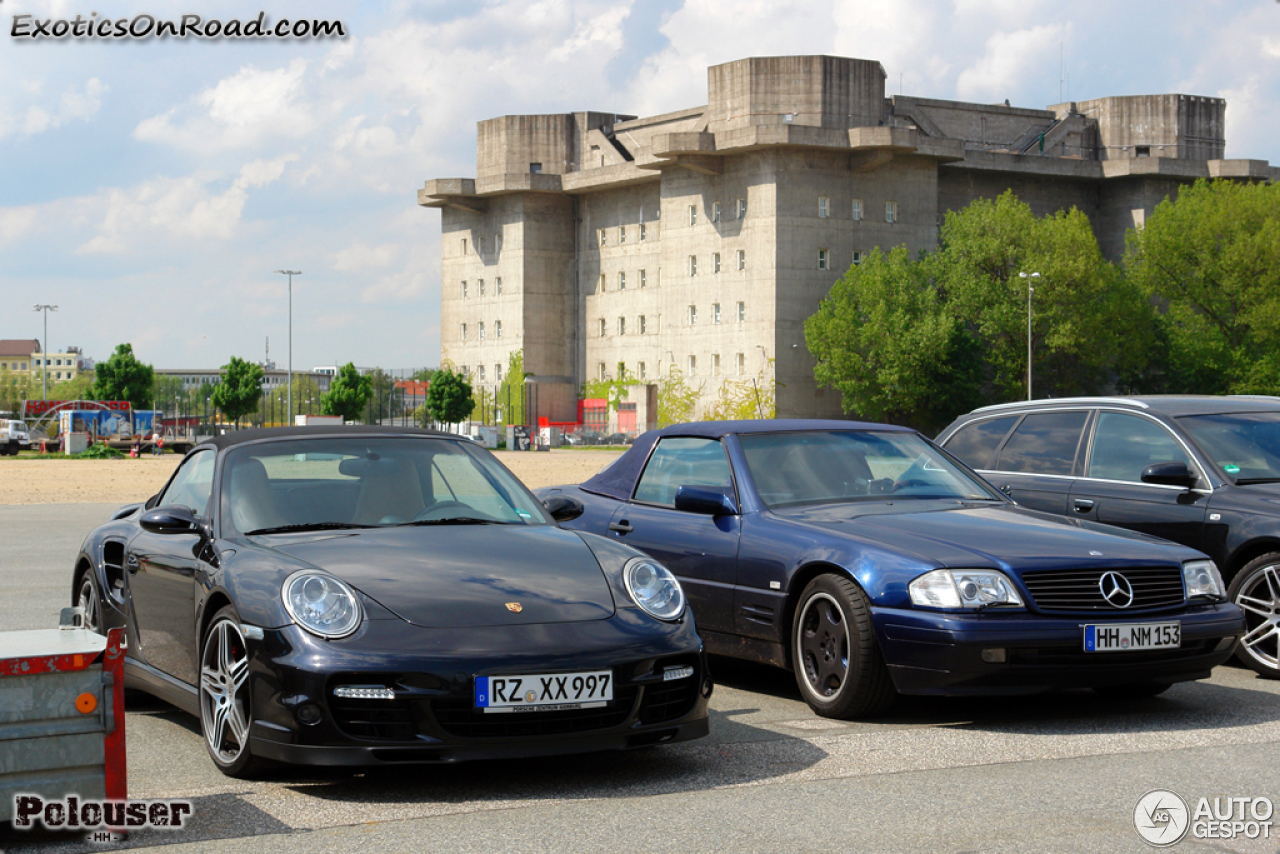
[[707, 55, 886, 132], [1077, 95, 1225, 161]]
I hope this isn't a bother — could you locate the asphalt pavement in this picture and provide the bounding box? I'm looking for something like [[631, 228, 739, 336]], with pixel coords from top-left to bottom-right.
[[1, 504, 1278, 854]]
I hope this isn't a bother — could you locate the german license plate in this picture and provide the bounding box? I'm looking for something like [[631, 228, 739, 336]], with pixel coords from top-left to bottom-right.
[[1084, 622, 1180, 652], [474, 670, 612, 713]]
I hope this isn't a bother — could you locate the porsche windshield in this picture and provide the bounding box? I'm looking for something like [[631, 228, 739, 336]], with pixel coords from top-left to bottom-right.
[[739, 430, 1000, 508], [221, 436, 549, 535], [1177, 411, 1280, 484]]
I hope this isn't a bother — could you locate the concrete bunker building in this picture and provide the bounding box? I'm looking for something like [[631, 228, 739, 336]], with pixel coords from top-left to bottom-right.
[[419, 54, 1278, 422]]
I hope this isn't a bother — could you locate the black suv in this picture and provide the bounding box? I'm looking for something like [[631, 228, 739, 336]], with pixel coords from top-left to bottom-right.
[[937, 396, 1280, 679]]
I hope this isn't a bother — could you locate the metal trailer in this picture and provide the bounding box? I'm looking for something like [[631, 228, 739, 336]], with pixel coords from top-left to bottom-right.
[[0, 617, 127, 826]]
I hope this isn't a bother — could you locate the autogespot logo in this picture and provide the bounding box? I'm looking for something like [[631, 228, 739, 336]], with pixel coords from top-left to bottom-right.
[[1135, 790, 1191, 847]]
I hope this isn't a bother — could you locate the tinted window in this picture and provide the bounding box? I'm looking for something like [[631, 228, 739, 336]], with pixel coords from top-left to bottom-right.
[[995, 411, 1088, 476], [1087, 412, 1192, 482], [634, 438, 732, 507], [1178, 411, 1280, 481], [159, 449, 215, 516], [943, 416, 1017, 469]]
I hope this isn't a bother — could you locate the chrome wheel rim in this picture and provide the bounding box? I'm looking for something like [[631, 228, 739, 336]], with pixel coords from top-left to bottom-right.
[[78, 575, 101, 634], [200, 619, 252, 764], [797, 592, 849, 700], [1236, 564, 1280, 672]]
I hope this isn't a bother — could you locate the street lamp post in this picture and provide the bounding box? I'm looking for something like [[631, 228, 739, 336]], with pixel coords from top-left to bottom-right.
[[1019, 272, 1041, 400], [33, 304, 58, 401], [274, 270, 301, 422]]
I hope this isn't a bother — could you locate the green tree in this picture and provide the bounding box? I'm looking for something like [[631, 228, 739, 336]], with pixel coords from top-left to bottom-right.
[[656, 366, 702, 427], [495, 351, 525, 425], [321, 363, 374, 423], [411, 367, 437, 384], [0, 368, 36, 416], [807, 246, 982, 432], [582, 363, 638, 413], [151, 375, 185, 416], [425, 368, 475, 426], [91, 344, 155, 410], [211, 356, 264, 427], [266, 375, 325, 424], [1125, 179, 1280, 394], [935, 191, 1154, 402]]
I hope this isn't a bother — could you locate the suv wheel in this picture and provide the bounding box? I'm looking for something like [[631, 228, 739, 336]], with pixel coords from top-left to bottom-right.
[[1228, 554, 1280, 679]]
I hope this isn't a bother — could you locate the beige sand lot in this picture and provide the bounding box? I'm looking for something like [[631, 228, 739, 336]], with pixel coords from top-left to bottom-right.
[[0, 449, 623, 505]]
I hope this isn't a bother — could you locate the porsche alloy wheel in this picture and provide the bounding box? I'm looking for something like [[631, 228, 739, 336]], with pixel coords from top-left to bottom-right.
[[200, 606, 261, 777], [1229, 555, 1280, 679], [792, 574, 895, 719], [77, 572, 102, 634]]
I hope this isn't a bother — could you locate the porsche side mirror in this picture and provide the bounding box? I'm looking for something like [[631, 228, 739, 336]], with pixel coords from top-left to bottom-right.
[[1141, 461, 1197, 488], [542, 495, 585, 522], [674, 486, 739, 517], [140, 505, 201, 534]]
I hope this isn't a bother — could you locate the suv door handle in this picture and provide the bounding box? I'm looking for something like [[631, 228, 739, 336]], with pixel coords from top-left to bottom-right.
[[1073, 499, 1095, 513], [608, 520, 633, 534]]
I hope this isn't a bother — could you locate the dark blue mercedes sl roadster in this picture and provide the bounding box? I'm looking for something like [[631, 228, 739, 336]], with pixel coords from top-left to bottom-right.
[[536, 421, 1245, 718]]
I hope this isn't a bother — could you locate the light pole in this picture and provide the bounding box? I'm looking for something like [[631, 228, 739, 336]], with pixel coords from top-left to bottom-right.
[[274, 270, 300, 422], [1019, 272, 1041, 400], [33, 304, 58, 400]]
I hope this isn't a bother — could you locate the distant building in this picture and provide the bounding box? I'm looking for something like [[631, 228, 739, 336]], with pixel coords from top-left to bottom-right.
[[0, 340, 92, 383], [153, 368, 333, 395], [419, 54, 1279, 419]]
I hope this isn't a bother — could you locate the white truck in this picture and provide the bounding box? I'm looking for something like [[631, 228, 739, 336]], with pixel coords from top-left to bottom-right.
[[0, 419, 32, 455]]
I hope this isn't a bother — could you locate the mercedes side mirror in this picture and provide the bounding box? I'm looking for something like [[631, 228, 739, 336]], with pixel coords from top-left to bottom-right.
[[673, 486, 739, 517]]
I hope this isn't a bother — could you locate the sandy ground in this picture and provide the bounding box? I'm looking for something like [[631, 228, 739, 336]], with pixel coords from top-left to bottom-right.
[[0, 449, 623, 505]]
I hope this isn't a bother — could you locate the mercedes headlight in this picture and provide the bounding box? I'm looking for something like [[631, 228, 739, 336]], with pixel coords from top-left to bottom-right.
[[624, 557, 685, 621], [1182, 559, 1225, 599], [909, 568, 1024, 609], [282, 571, 363, 638]]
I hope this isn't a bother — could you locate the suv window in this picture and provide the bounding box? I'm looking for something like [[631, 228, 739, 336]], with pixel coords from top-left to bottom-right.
[[995, 411, 1088, 476], [943, 415, 1018, 469], [634, 437, 732, 507], [1087, 412, 1194, 482]]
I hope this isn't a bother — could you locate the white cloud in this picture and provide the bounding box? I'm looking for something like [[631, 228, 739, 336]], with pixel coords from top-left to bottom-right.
[[19, 77, 106, 136], [78, 155, 297, 254], [956, 24, 1070, 103]]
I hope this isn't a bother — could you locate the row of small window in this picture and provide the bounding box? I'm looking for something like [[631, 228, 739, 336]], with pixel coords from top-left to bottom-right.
[[685, 250, 747, 277], [817, 197, 899, 223], [457, 364, 505, 384], [460, 278, 503, 299], [460, 321, 503, 341], [817, 249, 865, 271], [595, 353, 749, 381], [684, 199, 748, 227], [5, 362, 29, 371], [597, 302, 746, 337], [459, 235, 502, 256], [599, 221, 653, 245]]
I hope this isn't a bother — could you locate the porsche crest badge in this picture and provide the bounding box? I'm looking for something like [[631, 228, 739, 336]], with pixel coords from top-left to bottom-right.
[[505, 602, 523, 613]]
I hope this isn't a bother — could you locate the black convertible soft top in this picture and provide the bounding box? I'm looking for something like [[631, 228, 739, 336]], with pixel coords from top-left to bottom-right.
[[579, 419, 911, 500]]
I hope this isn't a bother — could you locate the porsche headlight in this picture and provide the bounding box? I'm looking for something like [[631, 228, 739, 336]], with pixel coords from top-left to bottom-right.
[[1182, 559, 1225, 599], [624, 557, 685, 621], [282, 571, 362, 638], [909, 568, 1024, 609]]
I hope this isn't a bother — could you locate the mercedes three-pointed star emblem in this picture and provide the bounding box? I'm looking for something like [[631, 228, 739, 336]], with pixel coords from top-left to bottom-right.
[[1099, 571, 1135, 608]]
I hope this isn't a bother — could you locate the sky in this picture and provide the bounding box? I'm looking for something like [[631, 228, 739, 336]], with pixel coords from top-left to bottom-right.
[[2, 0, 1279, 374]]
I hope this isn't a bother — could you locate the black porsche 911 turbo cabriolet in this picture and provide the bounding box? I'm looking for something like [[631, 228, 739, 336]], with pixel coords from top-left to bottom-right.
[[71, 426, 710, 777]]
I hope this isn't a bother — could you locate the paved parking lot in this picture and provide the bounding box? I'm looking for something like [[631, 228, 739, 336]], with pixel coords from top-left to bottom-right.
[[3, 504, 1278, 853]]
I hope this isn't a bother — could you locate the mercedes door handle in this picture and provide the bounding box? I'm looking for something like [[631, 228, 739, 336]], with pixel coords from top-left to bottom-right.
[[1073, 499, 1095, 513], [608, 520, 633, 534]]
